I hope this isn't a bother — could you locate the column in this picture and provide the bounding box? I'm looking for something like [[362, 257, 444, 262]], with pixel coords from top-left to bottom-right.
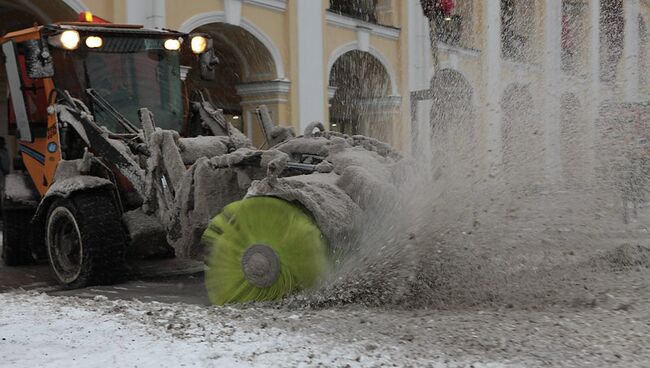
[[296, 1, 325, 132], [542, 0, 562, 184], [623, 0, 640, 102], [236, 80, 291, 146], [484, 0, 502, 177], [149, 0, 166, 29], [126, 0, 166, 28]]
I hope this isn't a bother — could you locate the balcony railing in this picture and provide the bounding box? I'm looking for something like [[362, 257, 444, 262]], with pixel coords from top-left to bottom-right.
[[329, 0, 378, 24]]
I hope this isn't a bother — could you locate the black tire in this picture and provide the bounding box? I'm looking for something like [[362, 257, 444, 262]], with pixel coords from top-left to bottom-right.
[[46, 191, 126, 288], [1, 208, 35, 266]]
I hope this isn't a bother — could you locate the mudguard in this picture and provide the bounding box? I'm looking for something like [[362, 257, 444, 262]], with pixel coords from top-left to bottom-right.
[[32, 175, 115, 226]]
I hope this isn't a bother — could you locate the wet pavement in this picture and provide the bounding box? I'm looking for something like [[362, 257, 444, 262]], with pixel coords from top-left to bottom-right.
[[0, 254, 211, 305]]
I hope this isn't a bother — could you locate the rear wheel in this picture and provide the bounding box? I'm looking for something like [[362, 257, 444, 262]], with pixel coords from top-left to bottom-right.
[[1, 207, 35, 266], [46, 191, 126, 288], [203, 197, 329, 305]]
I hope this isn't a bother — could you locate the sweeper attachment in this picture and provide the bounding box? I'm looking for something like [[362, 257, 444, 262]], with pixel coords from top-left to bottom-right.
[[1, 18, 405, 305], [197, 107, 404, 304], [203, 197, 329, 305]]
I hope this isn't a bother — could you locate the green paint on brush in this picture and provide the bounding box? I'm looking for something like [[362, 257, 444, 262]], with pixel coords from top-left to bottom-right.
[[203, 196, 329, 305]]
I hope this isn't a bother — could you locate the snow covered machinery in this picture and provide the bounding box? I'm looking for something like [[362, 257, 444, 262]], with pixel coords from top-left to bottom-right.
[[0, 15, 404, 304]]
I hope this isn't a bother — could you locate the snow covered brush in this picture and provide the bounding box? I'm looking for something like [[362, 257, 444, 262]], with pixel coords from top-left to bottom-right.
[[203, 197, 329, 305]]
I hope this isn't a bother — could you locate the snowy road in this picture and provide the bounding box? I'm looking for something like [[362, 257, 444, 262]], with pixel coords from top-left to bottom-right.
[[1, 268, 649, 367], [1, 254, 649, 367], [0, 292, 516, 368]]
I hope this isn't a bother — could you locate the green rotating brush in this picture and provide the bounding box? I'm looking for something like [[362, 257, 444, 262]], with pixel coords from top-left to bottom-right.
[[203, 196, 329, 305]]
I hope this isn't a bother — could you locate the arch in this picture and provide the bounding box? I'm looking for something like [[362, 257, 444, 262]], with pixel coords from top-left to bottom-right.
[[432, 66, 478, 108], [328, 49, 395, 141], [428, 68, 477, 181], [0, 0, 82, 31], [429, 68, 474, 130], [327, 41, 398, 96], [209, 32, 251, 79], [0, 0, 52, 24], [179, 11, 285, 80]]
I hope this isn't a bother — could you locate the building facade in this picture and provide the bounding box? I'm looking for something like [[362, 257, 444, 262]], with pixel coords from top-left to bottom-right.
[[409, 0, 650, 190], [1, 0, 649, 166], [0, 0, 410, 148]]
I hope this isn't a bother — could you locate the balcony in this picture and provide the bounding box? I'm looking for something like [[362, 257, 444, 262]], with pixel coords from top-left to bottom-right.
[[327, 0, 398, 28], [329, 0, 377, 23]]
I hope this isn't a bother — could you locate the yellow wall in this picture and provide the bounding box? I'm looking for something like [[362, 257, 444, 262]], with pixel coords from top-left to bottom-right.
[[82, 0, 408, 147]]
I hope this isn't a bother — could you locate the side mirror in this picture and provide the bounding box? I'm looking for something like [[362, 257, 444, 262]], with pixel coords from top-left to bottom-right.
[[24, 38, 54, 79], [199, 37, 219, 81]]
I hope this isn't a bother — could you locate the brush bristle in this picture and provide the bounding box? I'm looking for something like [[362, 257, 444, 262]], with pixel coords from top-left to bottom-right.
[[203, 196, 329, 305]]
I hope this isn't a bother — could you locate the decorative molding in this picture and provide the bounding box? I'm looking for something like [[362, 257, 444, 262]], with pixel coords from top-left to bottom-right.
[[502, 60, 543, 73], [326, 11, 400, 41], [179, 11, 286, 79], [327, 41, 398, 96], [328, 86, 338, 100], [239, 97, 289, 106], [236, 79, 291, 96], [356, 96, 402, 109], [437, 42, 481, 59], [244, 0, 286, 12]]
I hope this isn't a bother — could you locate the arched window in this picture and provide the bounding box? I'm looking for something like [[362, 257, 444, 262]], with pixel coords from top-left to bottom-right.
[[329, 50, 393, 141], [185, 22, 278, 138]]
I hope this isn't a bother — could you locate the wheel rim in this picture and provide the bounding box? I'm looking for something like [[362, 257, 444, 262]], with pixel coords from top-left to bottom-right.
[[47, 206, 83, 284]]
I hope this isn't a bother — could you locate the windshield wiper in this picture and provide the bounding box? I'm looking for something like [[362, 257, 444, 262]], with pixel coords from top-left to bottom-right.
[[86, 88, 140, 134]]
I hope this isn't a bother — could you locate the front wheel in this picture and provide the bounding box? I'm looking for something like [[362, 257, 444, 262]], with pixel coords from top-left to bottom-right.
[[46, 191, 126, 288]]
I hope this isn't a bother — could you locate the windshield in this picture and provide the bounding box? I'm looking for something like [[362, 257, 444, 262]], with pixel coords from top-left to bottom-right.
[[52, 37, 183, 133]]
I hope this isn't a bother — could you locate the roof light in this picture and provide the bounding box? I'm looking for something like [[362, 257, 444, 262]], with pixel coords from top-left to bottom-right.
[[84, 11, 93, 22], [190, 35, 208, 54], [164, 38, 181, 51], [85, 36, 103, 48]]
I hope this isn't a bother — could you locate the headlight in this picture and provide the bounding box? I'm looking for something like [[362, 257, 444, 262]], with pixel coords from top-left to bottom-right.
[[49, 30, 80, 50], [85, 36, 103, 48], [190, 35, 208, 54], [164, 38, 181, 51]]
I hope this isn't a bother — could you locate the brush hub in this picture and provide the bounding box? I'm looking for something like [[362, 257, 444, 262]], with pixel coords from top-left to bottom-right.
[[241, 244, 281, 288]]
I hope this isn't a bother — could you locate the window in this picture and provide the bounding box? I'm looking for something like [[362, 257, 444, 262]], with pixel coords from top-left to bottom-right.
[[434, 1, 473, 48], [561, 0, 587, 74], [599, 0, 624, 81], [501, 0, 535, 62]]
